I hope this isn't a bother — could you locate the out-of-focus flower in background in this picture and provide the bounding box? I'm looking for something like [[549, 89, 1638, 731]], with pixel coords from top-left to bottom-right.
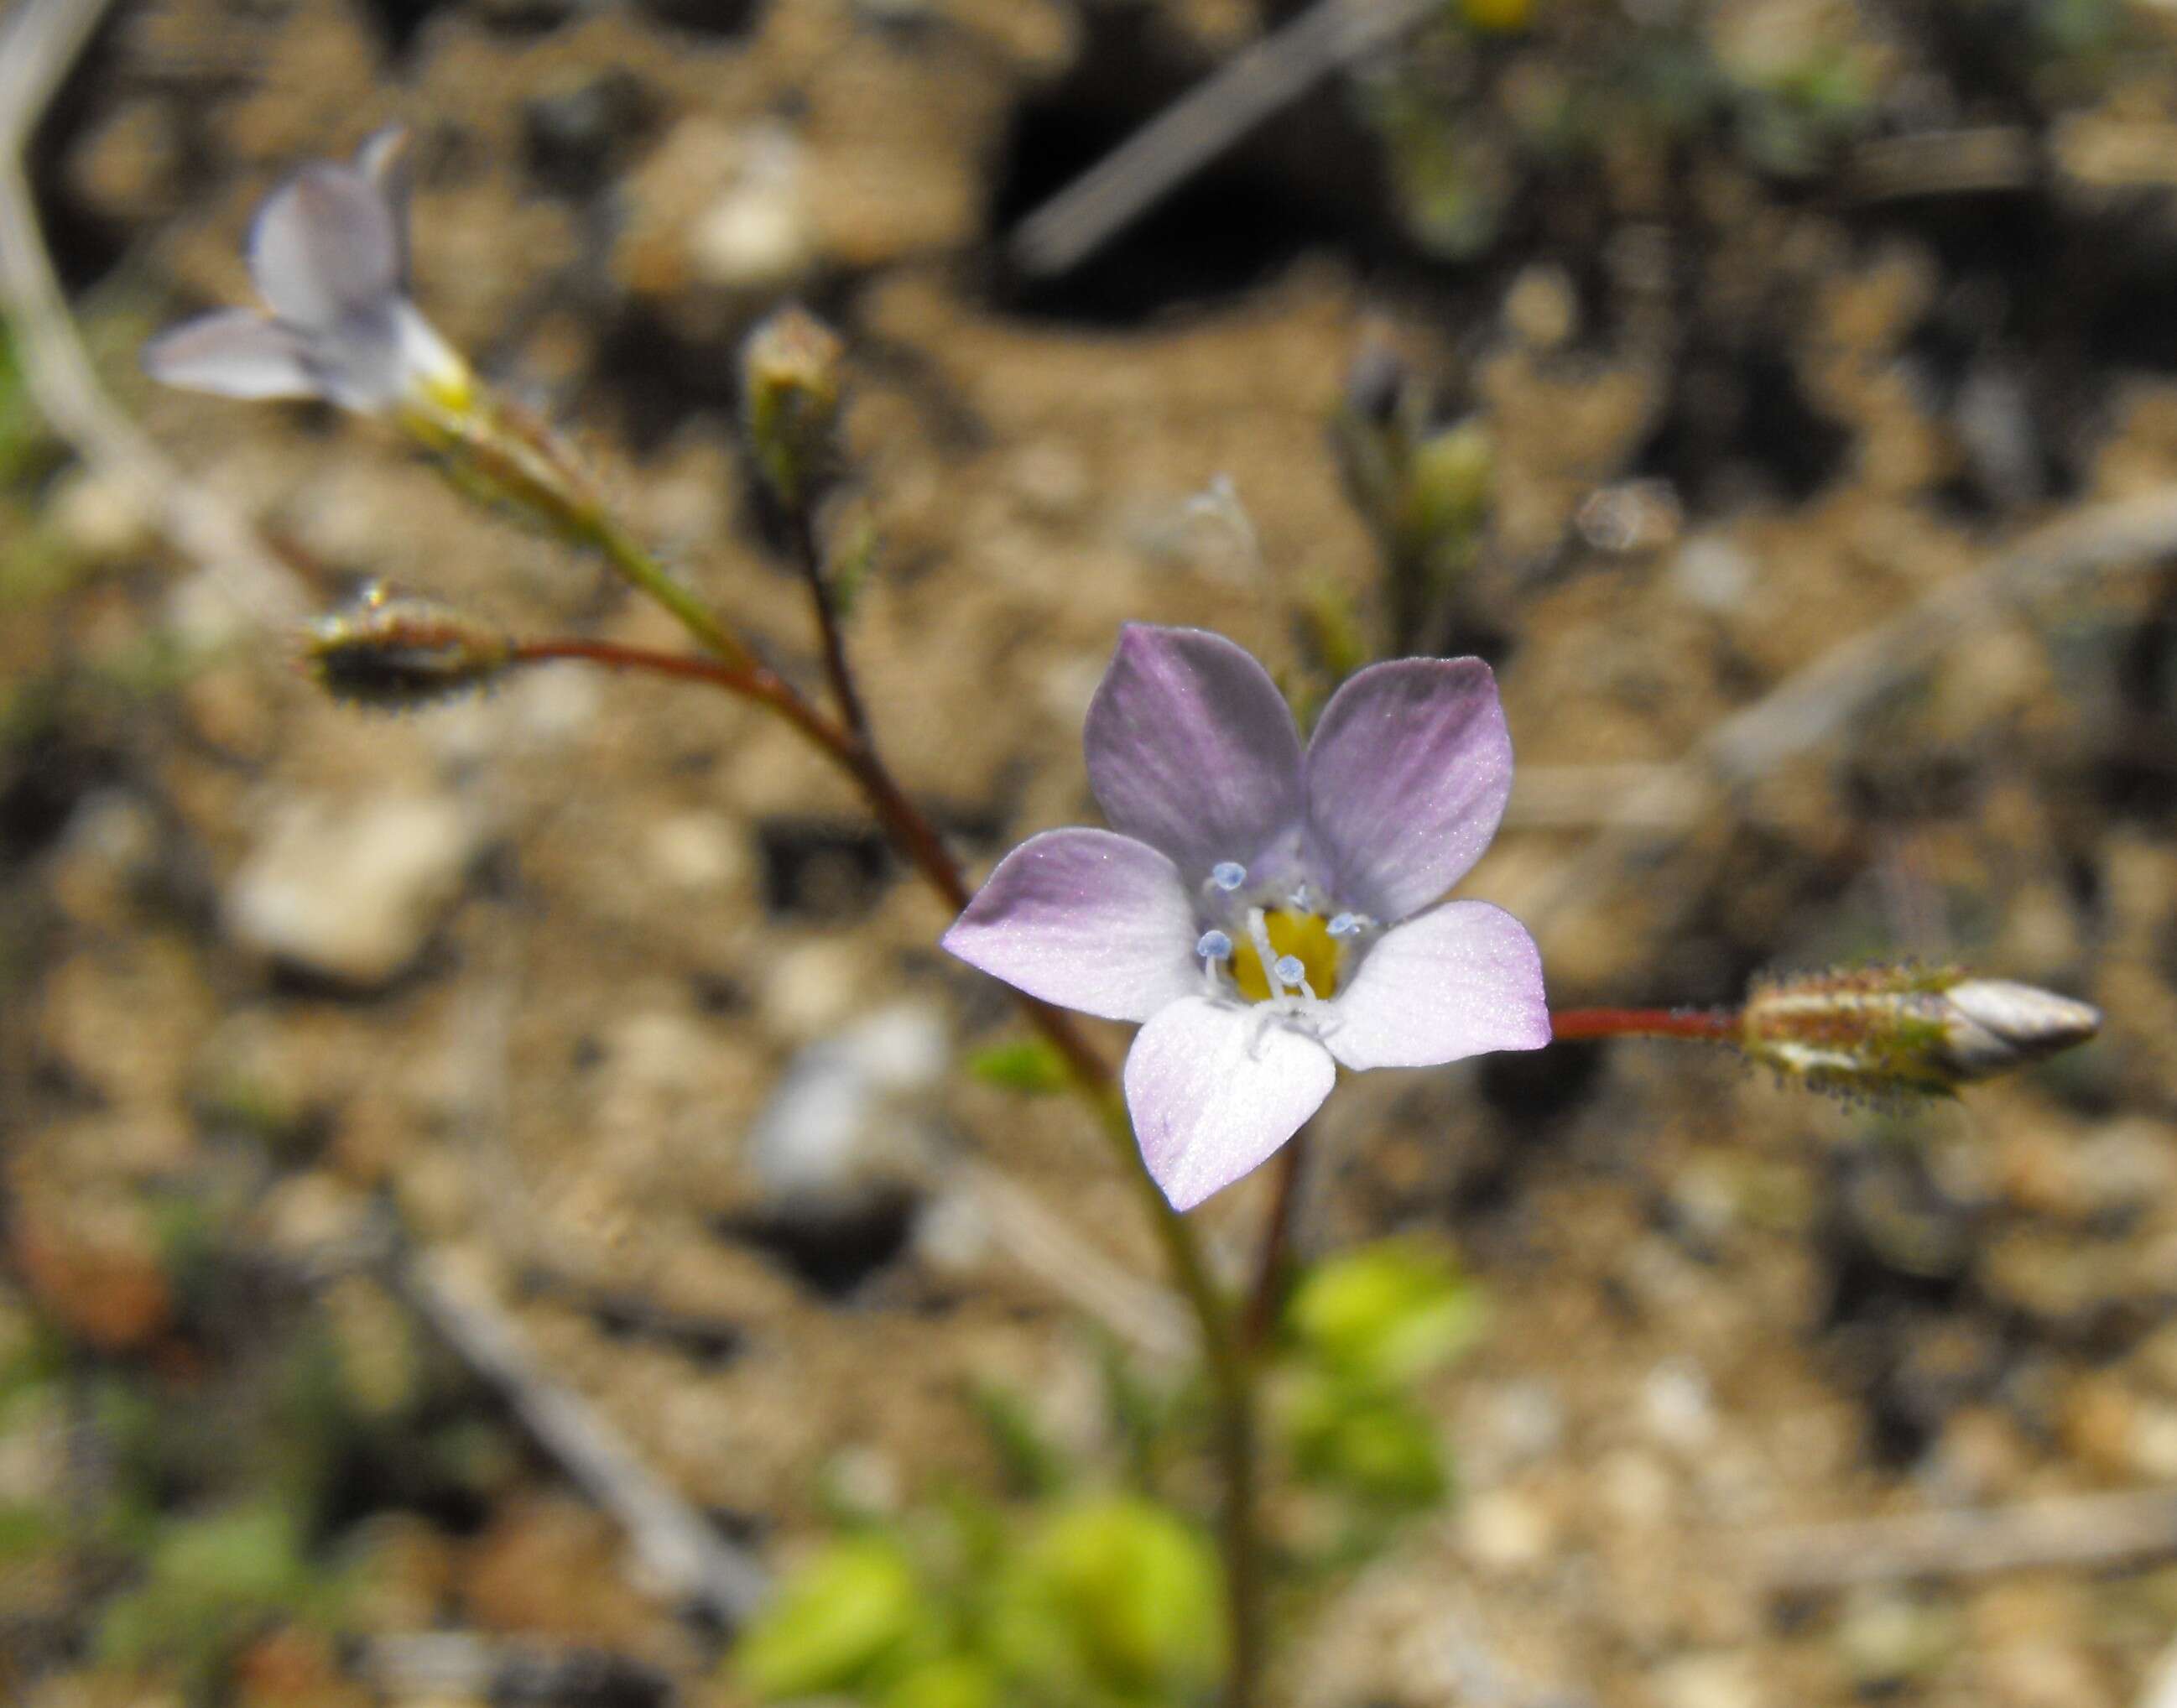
[[142, 128, 471, 420]]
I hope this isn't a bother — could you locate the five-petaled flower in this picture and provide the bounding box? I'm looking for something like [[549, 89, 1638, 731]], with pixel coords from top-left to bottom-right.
[[945, 626, 1549, 1211], [142, 128, 470, 419]]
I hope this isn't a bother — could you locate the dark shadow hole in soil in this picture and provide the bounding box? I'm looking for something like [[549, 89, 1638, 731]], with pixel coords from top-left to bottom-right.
[[2096, 567, 2177, 822], [714, 1194, 918, 1299], [633, 0, 762, 41], [0, 727, 117, 867], [590, 308, 744, 456], [23, 13, 133, 293], [1477, 1040, 1606, 1132], [1814, 1148, 1987, 1466], [758, 817, 894, 921], [1630, 345, 1852, 510], [520, 1268, 744, 1366], [983, 8, 1404, 325], [354, 0, 447, 59]]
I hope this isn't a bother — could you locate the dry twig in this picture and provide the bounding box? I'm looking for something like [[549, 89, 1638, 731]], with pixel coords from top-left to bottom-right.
[[398, 1248, 770, 1624], [1750, 1487, 2177, 1593], [1009, 0, 1432, 277], [1518, 487, 2177, 944]]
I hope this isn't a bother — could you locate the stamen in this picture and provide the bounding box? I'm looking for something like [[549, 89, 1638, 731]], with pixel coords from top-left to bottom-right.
[[1273, 954, 1305, 987], [1196, 930, 1232, 961], [1244, 907, 1279, 992], [1327, 913, 1367, 939], [1211, 861, 1247, 893]]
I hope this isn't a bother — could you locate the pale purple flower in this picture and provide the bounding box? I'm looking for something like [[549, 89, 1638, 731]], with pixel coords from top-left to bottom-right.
[[944, 625, 1549, 1211], [142, 129, 469, 417]]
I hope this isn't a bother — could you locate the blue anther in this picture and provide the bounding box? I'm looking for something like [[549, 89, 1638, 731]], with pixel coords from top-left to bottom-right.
[[1196, 930, 1233, 961], [1211, 861, 1247, 892], [1327, 913, 1362, 938], [1273, 954, 1306, 987]]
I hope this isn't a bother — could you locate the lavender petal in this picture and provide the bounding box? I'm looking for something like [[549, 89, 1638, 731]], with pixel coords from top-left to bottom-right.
[[1305, 656, 1512, 922], [942, 828, 1200, 1023], [1085, 625, 1305, 881], [247, 163, 402, 333], [354, 128, 414, 286], [140, 310, 318, 400], [1325, 901, 1548, 1071]]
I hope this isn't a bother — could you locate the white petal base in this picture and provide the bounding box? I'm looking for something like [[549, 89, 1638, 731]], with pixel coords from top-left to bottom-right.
[[1124, 996, 1335, 1211]]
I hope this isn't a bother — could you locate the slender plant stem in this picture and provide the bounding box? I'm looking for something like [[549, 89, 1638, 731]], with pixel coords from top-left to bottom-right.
[[507, 623, 1266, 1707], [1549, 1005, 1739, 1044], [1241, 1126, 1309, 1351], [786, 506, 872, 747], [581, 511, 757, 671]]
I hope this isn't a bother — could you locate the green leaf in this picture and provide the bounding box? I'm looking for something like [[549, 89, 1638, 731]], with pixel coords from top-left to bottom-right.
[[1283, 1373, 1449, 1511], [967, 1039, 1071, 1096], [1284, 1239, 1486, 1391], [971, 1382, 1074, 1499], [735, 1534, 925, 1700], [990, 1497, 1223, 1703], [883, 1655, 1003, 1708]]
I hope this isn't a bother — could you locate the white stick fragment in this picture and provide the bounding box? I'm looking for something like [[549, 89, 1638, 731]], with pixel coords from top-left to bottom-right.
[[1009, 0, 1434, 277], [398, 1249, 770, 1624], [1749, 1487, 2177, 1593]]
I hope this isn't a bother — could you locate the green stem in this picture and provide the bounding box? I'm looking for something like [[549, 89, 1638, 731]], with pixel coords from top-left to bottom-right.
[[1088, 1094, 1262, 1708], [581, 511, 756, 669]]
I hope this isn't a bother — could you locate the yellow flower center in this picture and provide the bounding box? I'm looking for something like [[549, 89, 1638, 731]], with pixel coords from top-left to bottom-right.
[[1232, 909, 1342, 1003]]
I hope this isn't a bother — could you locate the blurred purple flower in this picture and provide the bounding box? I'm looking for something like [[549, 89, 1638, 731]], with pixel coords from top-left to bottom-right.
[[142, 129, 468, 417], [945, 625, 1549, 1211]]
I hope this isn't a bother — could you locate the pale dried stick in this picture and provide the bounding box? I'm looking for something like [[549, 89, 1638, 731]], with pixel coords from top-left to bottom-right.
[[1010, 0, 1433, 276], [956, 1159, 1196, 1363], [1518, 487, 2177, 943], [0, 0, 304, 625], [398, 1248, 770, 1623], [1749, 1486, 2177, 1593]]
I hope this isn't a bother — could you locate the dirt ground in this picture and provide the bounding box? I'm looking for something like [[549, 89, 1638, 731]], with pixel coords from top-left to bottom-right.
[[9, 0, 2177, 1704]]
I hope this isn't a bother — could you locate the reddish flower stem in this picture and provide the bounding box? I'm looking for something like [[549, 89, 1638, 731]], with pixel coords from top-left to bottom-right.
[[1548, 1005, 1740, 1043]]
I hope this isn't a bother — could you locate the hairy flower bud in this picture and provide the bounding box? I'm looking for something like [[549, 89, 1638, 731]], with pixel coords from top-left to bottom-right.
[[304, 584, 512, 709], [741, 304, 844, 511], [1741, 966, 2100, 1098]]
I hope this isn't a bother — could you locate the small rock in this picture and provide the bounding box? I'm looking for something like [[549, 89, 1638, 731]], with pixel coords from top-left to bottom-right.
[[1643, 1357, 1717, 1453], [47, 466, 154, 564], [646, 811, 749, 894], [689, 132, 812, 289], [1836, 1590, 1953, 1694], [225, 792, 483, 989], [763, 937, 871, 1039], [1670, 534, 1754, 613], [1648, 1650, 1763, 1708], [1458, 1486, 1555, 1574], [745, 1002, 950, 1220], [1503, 263, 1579, 349]]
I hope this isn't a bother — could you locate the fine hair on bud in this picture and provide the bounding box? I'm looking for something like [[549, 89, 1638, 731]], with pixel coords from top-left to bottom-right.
[[1739, 963, 2101, 1101], [304, 583, 513, 710]]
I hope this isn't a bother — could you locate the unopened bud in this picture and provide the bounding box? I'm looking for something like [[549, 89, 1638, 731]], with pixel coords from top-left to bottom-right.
[[1933, 979, 2103, 1082], [304, 584, 512, 709], [1741, 966, 2101, 1098], [1404, 418, 1493, 544], [741, 304, 844, 511]]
